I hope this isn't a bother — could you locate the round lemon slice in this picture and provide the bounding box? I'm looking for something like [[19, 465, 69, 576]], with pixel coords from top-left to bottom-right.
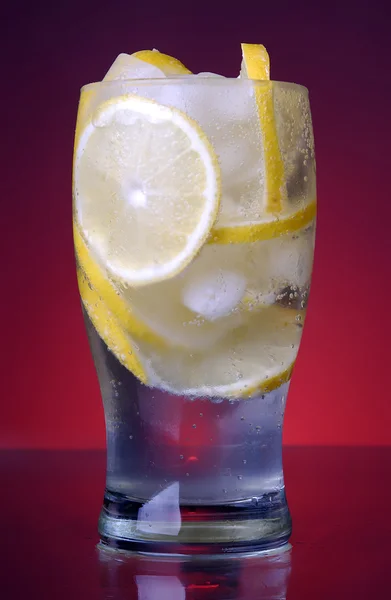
[[73, 94, 221, 287], [138, 305, 303, 398], [77, 268, 148, 383]]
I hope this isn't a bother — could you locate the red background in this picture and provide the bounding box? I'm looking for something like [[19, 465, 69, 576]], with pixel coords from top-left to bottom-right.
[[2, 0, 390, 449]]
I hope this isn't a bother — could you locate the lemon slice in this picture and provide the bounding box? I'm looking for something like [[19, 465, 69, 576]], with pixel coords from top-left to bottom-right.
[[206, 43, 316, 245], [74, 224, 169, 348], [77, 268, 147, 383], [73, 94, 221, 287], [138, 305, 302, 398], [78, 260, 302, 398], [210, 200, 316, 244], [75, 51, 191, 150], [75, 222, 243, 351], [240, 43, 286, 215], [104, 50, 191, 81]]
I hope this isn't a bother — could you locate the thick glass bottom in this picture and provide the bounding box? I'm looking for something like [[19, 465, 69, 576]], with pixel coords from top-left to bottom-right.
[[99, 488, 291, 556]]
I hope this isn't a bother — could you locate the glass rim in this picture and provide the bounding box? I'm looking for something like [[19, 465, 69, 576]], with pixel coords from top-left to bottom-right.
[[81, 77, 308, 94]]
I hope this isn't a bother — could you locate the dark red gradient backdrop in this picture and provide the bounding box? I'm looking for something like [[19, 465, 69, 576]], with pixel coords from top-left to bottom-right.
[[2, 0, 390, 448]]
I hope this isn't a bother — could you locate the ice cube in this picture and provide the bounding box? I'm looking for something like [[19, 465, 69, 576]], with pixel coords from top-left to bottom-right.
[[136, 576, 185, 600], [103, 53, 165, 81], [197, 72, 225, 77], [121, 79, 264, 228], [136, 482, 181, 535], [268, 226, 315, 289], [182, 268, 246, 320], [246, 225, 315, 298]]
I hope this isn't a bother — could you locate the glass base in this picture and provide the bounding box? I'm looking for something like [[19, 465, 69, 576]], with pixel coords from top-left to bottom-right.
[[99, 489, 291, 556]]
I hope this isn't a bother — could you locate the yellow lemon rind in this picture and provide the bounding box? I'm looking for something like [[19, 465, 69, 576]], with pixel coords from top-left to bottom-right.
[[74, 93, 221, 287], [241, 43, 286, 214], [209, 199, 316, 244], [74, 224, 168, 350], [132, 50, 192, 75], [77, 268, 147, 384], [156, 361, 295, 400]]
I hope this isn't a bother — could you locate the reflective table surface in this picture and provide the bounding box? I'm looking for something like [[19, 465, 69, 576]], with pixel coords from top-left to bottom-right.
[[2, 447, 390, 599]]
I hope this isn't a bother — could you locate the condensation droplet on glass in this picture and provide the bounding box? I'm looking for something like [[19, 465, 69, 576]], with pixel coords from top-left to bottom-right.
[[180, 454, 184, 460], [185, 473, 190, 477], [237, 475, 243, 480], [223, 488, 227, 494], [192, 424, 197, 429], [242, 459, 247, 464], [129, 435, 133, 440], [199, 412, 203, 417], [240, 416, 245, 421]]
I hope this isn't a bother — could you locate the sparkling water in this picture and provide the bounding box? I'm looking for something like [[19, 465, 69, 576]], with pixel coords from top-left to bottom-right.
[[74, 62, 316, 552], [88, 311, 288, 505], [86, 311, 292, 551]]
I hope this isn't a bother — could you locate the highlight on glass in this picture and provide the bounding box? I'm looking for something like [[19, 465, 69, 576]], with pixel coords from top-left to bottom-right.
[[73, 44, 316, 554]]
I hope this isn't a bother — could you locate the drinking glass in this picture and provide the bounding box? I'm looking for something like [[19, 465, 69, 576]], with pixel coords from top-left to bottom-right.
[[73, 77, 316, 555]]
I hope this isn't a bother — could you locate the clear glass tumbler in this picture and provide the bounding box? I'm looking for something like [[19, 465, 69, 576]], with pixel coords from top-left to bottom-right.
[[73, 77, 316, 555]]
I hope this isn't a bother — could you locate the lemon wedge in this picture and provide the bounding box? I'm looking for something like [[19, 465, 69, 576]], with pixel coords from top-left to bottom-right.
[[73, 94, 221, 287]]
